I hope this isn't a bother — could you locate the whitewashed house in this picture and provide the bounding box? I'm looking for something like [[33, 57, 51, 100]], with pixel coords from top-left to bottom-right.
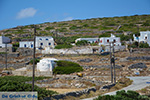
[[133, 31, 150, 46], [19, 41, 33, 48], [0, 36, 12, 48], [75, 38, 99, 43], [37, 58, 58, 71], [99, 34, 121, 46], [19, 36, 55, 49], [36, 36, 55, 49]]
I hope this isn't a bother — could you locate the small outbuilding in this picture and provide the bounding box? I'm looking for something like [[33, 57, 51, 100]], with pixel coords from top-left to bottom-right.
[[37, 58, 58, 71]]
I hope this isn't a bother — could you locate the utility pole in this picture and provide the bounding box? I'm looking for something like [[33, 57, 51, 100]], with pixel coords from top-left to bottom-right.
[[32, 25, 36, 91], [5, 43, 7, 70], [112, 42, 116, 84], [109, 42, 113, 83]]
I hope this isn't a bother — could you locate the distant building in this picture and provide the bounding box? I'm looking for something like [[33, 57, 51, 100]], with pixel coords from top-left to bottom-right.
[[75, 34, 121, 46], [19, 36, 55, 49], [37, 58, 58, 71], [99, 34, 121, 46], [75, 38, 99, 43], [19, 41, 33, 48], [133, 31, 150, 46], [0, 36, 12, 48]]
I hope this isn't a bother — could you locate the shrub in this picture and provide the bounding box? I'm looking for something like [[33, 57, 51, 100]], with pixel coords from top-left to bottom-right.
[[12, 42, 19, 47], [139, 42, 149, 48], [30, 58, 40, 64], [76, 40, 89, 46], [99, 33, 111, 38], [55, 44, 73, 49], [53, 60, 83, 74], [94, 90, 149, 100], [0, 76, 57, 100]]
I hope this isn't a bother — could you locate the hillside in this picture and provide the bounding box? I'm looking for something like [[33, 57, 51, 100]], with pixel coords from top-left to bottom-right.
[[0, 14, 150, 43]]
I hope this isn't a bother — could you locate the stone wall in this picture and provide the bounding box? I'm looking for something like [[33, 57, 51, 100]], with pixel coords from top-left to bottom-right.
[[12, 70, 53, 77], [42, 47, 93, 54], [0, 47, 13, 52], [44, 87, 96, 100], [0, 63, 26, 69], [16, 48, 33, 56]]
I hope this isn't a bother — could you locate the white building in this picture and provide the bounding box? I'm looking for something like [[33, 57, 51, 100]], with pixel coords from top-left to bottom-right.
[[19, 41, 33, 48], [75, 38, 99, 43], [75, 34, 121, 46], [37, 58, 58, 71], [19, 36, 55, 49], [0, 36, 12, 48], [99, 34, 121, 46], [133, 31, 150, 46]]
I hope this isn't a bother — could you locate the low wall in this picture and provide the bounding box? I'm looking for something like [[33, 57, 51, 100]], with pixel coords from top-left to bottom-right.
[[12, 70, 53, 77], [44, 87, 96, 100], [42, 47, 93, 54], [0, 63, 26, 69]]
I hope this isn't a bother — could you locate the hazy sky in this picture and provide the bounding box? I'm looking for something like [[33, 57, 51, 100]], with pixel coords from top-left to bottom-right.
[[0, 0, 150, 30]]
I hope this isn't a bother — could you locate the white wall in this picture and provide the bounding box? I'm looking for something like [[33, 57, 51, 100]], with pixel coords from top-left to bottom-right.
[[99, 37, 121, 46], [0, 36, 12, 48], [36, 36, 55, 49], [19, 36, 55, 49], [19, 41, 34, 48]]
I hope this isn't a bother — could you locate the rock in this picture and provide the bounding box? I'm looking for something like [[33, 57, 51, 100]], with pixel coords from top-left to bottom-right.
[[127, 56, 150, 60], [77, 58, 92, 63], [128, 63, 147, 69]]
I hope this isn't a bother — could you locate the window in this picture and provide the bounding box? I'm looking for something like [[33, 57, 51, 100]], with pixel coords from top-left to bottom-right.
[[24, 44, 26, 47], [49, 43, 51, 45], [31, 44, 33, 48], [41, 43, 43, 46], [39, 38, 42, 40], [107, 39, 109, 43], [46, 38, 48, 40], [114, 39, 116, 43]]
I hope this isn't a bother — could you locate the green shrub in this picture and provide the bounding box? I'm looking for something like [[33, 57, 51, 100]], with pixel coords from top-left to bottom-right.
[[76, 40, 89, 46], [12, 42, 19, 47], [53, 60, 83, 74], [99, 33, 111, 38], [0, 76, 57, 100], [94, 90, 149, 100], [55, 44, 73, 49], [139, 42, 149, 48], [30, 58, 40, 64]]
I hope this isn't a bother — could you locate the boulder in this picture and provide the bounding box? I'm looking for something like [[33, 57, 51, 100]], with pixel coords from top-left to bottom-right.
[[128, 63, 147, 69], [77, 58, 93, 63]]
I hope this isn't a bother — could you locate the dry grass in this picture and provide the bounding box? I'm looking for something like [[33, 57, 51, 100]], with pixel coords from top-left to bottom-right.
[[47, 88, 85, 94], [137, 86, 150, 96]]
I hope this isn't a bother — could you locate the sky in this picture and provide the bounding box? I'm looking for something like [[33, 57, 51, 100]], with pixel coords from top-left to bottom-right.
[[0, 0, 150, 30]]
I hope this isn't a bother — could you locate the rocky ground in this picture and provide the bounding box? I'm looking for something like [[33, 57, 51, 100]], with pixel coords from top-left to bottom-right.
[[51, 50, 150, 77]]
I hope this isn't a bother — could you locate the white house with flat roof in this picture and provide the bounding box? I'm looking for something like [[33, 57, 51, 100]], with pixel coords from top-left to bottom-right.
[[75, 34, 121, 46], [0, 36, 12, 48], [99, 34, 121, 46], [37, 58, 58, 71], [19, 36, 55, 49], [75, 38, 99, 43], [133, 31, 150, 46]]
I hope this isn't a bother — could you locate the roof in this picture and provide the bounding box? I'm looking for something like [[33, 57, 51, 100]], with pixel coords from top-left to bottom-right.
[[36, 36, 53, 39]]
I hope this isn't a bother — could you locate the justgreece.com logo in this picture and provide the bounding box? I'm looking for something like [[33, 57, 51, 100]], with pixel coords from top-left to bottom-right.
[[0, 92, 38, 100]]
